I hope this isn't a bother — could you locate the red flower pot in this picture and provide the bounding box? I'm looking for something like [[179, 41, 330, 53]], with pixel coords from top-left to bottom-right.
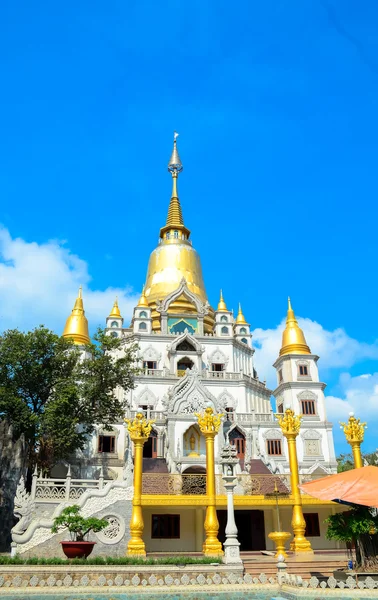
[[60, 541, 96, 559]]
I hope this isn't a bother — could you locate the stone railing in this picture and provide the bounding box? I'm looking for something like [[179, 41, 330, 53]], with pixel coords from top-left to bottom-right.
[[141, 472, 327, 496], [30, 468, 110, 503], [128, 410, 165, 423], [142, 473, 293, 496], [224, 412, 274, 424], [137, 368, 266, 387], [129, 411, 273, 425]]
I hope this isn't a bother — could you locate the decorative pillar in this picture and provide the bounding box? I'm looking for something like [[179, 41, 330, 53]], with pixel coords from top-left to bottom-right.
[[276, 408, 313, 554], [124, 412, 155, 555], [220, 444, 242, 564], [195, 406, 224, 556], [340, 413, 367, 469]]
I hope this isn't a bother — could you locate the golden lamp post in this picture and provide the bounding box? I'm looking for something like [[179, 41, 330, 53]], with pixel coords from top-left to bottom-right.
[[276, 408, 313, 554], [340, 412, 367, 469], [195, 406, 224, 556], [124, 412, 155, 556]]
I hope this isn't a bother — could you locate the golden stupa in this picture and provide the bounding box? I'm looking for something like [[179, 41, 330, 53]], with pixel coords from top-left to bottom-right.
[[63, 286, 90, 345], [279, 297, 311, 356], [144, 134, 214, 332]]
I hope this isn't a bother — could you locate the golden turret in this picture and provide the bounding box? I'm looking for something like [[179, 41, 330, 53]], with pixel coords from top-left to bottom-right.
[[137, 286, 149, 308], [109, 297, 121, 318], [217, 290, 228, 312], [279, 297, 311, 356], [144, 133, 214, 332], [63, 286, 90, 345], [235, 303, 247, 324]]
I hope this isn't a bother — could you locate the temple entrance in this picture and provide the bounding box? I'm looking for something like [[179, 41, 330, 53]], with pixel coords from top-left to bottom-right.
[[143, 430, 158, 458], [217, 509, 266, 551]]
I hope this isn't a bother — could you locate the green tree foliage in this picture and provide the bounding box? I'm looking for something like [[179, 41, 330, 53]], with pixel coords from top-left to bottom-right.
[[326, 506, 378, 569], [337, 452, 378, 472], [0, 326, 138, 471], [51, 505, 109, 541]]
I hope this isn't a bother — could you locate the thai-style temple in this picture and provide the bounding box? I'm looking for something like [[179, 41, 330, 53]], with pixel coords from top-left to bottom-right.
[[11, 137, 342, 557]]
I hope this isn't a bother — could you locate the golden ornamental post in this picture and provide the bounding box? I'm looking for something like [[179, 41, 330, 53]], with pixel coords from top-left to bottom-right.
[[195, 406, 224, 556], [340, 413, 367, 469], [124, 412, 155, 555], [276, 408, 313, 554]]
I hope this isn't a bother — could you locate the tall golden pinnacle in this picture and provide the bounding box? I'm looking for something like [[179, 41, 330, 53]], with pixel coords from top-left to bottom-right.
[[340, 413, 367, 468], [279, 297, 311, 356], [235, 303, 247, 325], [276, 408, 313, 554], [62, 286, 90, 346], [109, 297, 121, 318], [137, 285, 149, 308], [124, 413, 155, 556], [217, 290, 228, 312], [195, 406, 224, 556], [160, 132, 190, 239]]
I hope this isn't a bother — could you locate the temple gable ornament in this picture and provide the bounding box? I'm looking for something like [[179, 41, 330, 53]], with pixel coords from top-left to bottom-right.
[[164, 367, 219, 415]]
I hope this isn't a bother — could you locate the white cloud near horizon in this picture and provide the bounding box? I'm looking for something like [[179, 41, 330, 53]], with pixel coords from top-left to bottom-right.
[[252, 318, 378, 389], [0, 227, 139, 333], [325, 372, 378, 426]]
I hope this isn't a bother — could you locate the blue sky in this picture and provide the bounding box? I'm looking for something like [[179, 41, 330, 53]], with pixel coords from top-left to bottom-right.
[[0, 1, 378, 455]]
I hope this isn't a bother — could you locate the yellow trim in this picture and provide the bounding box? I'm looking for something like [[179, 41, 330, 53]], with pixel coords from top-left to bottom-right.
[[141, 494, 336, 507]]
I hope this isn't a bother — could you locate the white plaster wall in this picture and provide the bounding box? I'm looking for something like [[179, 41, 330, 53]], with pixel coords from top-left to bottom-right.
[[143, 508, 199, 552]]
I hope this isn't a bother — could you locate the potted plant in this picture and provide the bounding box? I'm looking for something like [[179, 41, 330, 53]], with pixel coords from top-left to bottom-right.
[[51, 505, 109, 559]]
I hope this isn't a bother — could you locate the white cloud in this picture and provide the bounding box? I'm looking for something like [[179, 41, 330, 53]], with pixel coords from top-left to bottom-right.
[[325, 372, 378, 424], [252, 318, 378, 389], [0, 227, 139, 333]]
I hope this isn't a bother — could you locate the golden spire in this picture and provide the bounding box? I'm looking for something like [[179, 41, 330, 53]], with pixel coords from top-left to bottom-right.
[[160, 132, 190, 240], [235, 303, 247, 324], [279, 297, 311, 356], [63, 286, 90, 345], [217, 290, 228, 312], [137, 286, 149, 307], [109, 297, 121, 318]]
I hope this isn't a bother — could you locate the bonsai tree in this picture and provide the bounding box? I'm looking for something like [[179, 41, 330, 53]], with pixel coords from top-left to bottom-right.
[[325, 506, 378, 570], [51, 505, 109, 542]]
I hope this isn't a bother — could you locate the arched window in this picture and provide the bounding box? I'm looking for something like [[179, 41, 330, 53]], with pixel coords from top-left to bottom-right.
[[241, 338, 248, 344], [220, 315, 228, 323], [139, 322, 147, 331], [239, 327, 247, 334], [174, 230, 179, 239], [111, 321, 118, 328], [110, 331, 118, 338], [166, 232, 170, 240], [229, 428, 245, 459], [221, 326, 229, 336], [139, 311, 147, 318]]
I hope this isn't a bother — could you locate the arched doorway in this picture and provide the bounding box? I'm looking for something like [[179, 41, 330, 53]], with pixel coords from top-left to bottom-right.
[[143, 430, 158, 458], [229, 427, 246, 459], [177, 357, 194, 376], [182, 465, 206, 495]]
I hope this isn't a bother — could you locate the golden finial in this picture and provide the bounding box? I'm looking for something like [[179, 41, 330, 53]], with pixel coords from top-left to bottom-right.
[[217, 289, 228, 312], [160, 133, 190, 240], [137, 285, 149, 307], [235, 303, 247, 324], [276, 408, 302, 437], [124, 412, 155, 442], [109, 297, 121, 318], [340, 413, 367, 444], [195, 406, 224, 434], [63, 286, 90, 345], [279, 297, 311, 356]]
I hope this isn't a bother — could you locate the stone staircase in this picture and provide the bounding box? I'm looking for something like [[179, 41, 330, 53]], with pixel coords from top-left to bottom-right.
[[242, 551, 348, 580]]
